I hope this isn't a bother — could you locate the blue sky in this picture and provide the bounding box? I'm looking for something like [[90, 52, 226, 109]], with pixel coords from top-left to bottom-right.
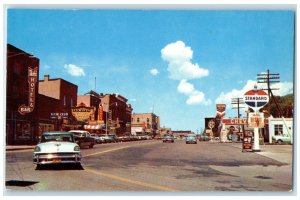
[[7, 9, 295, 133]]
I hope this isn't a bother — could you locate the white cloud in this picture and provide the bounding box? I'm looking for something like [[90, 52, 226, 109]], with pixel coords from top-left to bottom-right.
[[64, 64, 85, 77], [177, 79, 211, 106], [270, 82, 293, 96], [187, 91, 212, 106], [177, 79, 195, 95], [150, 68, 159, 76], [161, 41, 209, 80], [161, 41, 211, 106], [129, 98, 137, 102]]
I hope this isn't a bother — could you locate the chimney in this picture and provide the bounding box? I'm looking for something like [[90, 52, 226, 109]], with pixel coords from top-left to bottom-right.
[[44, 74, 49, 81]]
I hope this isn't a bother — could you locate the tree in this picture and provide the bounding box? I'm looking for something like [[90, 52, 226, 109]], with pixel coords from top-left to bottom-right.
[[267, 94, 293, 118]]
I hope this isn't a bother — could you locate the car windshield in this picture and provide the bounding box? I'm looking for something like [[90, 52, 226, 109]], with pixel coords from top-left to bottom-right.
[[41, 134, 74, 143], [187, 136, 196, 139]]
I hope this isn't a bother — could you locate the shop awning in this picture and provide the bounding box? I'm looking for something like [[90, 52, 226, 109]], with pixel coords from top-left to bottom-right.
[[84, 124, 104, 130]]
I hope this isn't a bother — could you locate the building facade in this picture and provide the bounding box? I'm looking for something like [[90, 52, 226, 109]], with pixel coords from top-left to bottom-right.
[[172, 130, 193, 139], [38, 74, 78, 132], [100, 94, 133, 136], [131, 113, 160, 136], [6, 44, 40, 144], [268, 117, 293, 144]]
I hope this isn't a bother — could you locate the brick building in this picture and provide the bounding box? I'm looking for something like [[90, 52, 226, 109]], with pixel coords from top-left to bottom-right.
[[131, 113, 160, 136], [38, 74, 78, 132], [101, 94, 133, 136], [6, 44, 40, 144]]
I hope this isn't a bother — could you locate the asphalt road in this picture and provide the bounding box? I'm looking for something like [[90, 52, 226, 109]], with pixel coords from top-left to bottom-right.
[[5, 140, 293, 193]]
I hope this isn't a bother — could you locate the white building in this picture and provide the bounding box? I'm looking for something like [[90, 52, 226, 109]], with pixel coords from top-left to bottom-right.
[[268, 117, 293, 144]]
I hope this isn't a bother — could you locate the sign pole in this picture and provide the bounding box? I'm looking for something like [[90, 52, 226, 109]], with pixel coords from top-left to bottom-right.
[[253, 121, 260, 151], [244, 85, 269, 152]]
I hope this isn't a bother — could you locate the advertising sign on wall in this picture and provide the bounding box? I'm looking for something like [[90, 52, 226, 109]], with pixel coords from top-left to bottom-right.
[[72, 105, 95, 122]]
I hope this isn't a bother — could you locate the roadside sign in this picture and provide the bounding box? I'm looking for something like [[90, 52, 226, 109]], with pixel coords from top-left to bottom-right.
[[244, 86, 269, 110], [208, 120, 215, 129], [243, 136, 253, 151], [216, 104, 226, 118], [248, 112, 265, 128]]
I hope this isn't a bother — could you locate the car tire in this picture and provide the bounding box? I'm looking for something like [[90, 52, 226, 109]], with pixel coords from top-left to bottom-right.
[[36, 164, 42, 170], [89, 143, 94, 148], [277, 139, 283, 144]]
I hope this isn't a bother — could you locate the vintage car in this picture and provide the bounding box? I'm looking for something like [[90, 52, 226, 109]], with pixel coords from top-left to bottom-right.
[[162, 134, 175, 143], [69, 130, 95, 148], [272, 134, 292, 144], [33, 132, 81, 168], [186, 134, 197, 144]]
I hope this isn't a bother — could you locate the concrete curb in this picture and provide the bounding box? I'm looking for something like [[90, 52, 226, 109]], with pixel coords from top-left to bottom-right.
[[6, 146, 35, 151]]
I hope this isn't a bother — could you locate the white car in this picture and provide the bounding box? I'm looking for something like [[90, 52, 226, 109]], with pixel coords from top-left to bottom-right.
[[33, 132, 81, 168]]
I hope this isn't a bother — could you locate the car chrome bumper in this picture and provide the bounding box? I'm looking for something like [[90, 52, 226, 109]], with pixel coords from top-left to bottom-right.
[[33, 153, 82, 165]]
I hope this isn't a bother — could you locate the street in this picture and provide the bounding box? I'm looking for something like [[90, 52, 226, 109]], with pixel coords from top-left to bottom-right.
[[5, 140, 293, 193]]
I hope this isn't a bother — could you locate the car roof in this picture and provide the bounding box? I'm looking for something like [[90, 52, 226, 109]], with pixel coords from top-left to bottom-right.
[[69, 130, 90, 133], [42, 131, 73, 135]]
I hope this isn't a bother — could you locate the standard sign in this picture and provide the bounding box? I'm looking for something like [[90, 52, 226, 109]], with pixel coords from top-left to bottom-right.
[[244, 89, 269, 110]]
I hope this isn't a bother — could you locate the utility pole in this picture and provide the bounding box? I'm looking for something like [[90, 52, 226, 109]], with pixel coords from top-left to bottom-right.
[[231, 97, 245, 132], [257, 69, 283, 117]]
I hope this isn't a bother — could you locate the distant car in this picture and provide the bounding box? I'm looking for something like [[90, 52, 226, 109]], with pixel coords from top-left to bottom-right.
[[186, 134, 197, 144], [199, 135, 210, 141], [272, 134, 291, 144], [108, 134, 119, 143], [69, 130, 95, 148], [118, 135, 131, 142], [90, 134, 103, 144], [162, 135, 175, 143], [33, 132, 81, 168]]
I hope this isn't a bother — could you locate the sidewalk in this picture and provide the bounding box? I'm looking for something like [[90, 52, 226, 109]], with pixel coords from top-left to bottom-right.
[[6, 145, 35, 151], [230, 142, 293, 165]]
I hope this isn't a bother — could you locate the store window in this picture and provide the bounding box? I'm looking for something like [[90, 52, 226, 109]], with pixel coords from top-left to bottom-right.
[[274, 124, 283, 135], [16, 122, 31, 140]]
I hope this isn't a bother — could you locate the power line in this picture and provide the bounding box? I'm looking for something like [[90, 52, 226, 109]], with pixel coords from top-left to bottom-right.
[[231, 97, 245, 132], [257, 69, 283, 117]]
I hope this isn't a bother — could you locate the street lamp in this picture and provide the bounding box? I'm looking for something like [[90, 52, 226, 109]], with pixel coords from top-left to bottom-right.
[[103, 102, 118, 135]]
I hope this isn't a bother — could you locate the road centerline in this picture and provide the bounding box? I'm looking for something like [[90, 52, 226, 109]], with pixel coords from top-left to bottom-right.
[[84, 167, 179, 192]]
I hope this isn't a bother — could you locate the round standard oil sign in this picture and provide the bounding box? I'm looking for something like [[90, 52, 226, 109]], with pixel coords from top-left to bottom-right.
[[244, 88, 269, 109]]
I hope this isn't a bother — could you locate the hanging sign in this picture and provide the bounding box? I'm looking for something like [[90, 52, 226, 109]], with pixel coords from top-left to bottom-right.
[[97, 104, 104, 123], [18, 67, 38, 115], [216, 104, 226, 118]]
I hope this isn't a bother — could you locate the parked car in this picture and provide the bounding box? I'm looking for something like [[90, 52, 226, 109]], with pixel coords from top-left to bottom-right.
[[69, 130, 95, 148], [186, 134, 197, 144], [33, 131, 81, 168], [119, 135, 131, 142], [108, 134, 119, 143], [90, 134, 103, 144], [272, 134, 291, 144], [162, 135, 175, 143], [199, 135, 210, 141]]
